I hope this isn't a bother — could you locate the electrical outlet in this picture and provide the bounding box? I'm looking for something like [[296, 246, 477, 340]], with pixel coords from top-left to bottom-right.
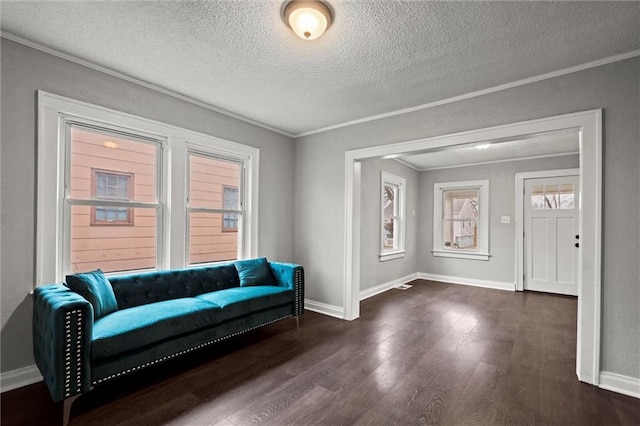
[[501, 216, 510, 224]]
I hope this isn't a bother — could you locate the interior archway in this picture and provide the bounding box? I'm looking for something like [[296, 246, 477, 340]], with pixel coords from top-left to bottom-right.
[[344, 110, 602, 385]]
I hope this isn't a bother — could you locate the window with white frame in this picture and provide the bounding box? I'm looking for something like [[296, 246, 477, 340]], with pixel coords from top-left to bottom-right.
[[187, 153, 243, 265], [380, 171, 406, 261], [433, 180, 490, 261], [66, 124, 161, 274], [37, 91, 258, 284]]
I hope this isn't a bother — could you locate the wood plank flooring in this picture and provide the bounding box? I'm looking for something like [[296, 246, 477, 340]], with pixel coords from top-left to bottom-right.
[[2, 280, 639, 425]]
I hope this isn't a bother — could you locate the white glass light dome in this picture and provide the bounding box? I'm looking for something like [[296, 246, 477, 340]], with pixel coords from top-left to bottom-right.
[[284, 1, 333, 40]]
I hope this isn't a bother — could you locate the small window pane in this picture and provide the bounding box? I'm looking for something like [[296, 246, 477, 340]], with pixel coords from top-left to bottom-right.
[[544, 185, 560, 208], [70, 205, 156, 274], [531, 185, 546, 209], [559, 184, 575, 209]]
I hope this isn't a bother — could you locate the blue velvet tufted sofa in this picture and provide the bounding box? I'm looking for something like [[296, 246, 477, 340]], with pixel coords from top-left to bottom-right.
[[32, 259, 303, 424]]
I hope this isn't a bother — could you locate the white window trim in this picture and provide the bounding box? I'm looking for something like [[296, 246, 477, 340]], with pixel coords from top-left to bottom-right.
[[432, 179, 490, 261], [379, 171, 406, 261], [36, 91, 259, 285]]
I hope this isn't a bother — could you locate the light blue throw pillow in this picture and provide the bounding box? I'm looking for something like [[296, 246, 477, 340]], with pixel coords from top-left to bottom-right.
[[234, 258, 277, 287], [66, 269, 118, 319]]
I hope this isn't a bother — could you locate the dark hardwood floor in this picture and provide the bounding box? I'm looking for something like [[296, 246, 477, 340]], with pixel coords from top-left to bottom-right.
[[3, 280, 639, 425]]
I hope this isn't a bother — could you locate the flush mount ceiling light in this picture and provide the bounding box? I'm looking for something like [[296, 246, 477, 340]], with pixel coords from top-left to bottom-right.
[[283, 0, 333, 40]]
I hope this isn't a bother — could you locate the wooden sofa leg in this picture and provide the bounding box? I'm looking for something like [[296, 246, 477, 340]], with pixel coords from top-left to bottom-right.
[[63, 394, 81, 426]]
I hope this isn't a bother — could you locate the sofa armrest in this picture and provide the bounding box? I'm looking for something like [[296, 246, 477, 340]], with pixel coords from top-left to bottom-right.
[[33, 285, 93, 402], [269, 262, 304, 316]]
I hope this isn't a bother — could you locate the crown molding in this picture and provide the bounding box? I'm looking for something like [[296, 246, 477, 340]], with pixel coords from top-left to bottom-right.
[[3, 31, 637, 140], [295, 50, 640, 138], [1, 32, 295, 138]]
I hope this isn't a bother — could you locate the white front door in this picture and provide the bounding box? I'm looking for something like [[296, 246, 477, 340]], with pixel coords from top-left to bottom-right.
[[524, 175, 579, 296]]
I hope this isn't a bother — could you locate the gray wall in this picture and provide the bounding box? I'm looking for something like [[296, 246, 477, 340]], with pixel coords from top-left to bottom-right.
[[0, 39, 296, 373], [360, 159, 419, 291], [294, 57, 639, 379], [418, 155, 579, 284]]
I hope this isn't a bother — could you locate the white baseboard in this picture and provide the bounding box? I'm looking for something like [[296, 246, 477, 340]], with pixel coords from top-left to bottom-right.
[[360, 273, 419, 301], [417, 272, 515, 291], [1, 364, 43, 393], [304, 299, 344, 319], [599, 371, 640, 399]]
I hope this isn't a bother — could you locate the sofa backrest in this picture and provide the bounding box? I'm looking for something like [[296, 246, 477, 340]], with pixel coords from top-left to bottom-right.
[[109, 264, 240, 309]]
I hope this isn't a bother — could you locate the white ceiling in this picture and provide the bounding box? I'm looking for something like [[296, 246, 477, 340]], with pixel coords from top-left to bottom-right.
[[1, 1, 639, 136], [396, 130, 579, 171]]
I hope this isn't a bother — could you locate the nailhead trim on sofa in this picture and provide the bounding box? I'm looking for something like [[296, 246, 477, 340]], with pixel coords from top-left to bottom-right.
[[64, 310, 83, 398], [293, 267, 304, 316], [93, 314, 292, 385]]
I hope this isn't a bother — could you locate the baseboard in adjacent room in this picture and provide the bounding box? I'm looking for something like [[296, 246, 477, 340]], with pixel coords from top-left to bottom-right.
[[417, 272, 515, 291], [599, 371, 640, 399], [304, 299, 345, 319], [1, 364, 42, 393], [359, 273, 419, 301]]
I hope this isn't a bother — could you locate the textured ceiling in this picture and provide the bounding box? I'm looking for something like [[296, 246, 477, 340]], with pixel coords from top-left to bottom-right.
[[1, 1, 639, 136], [397, 130, 579, 171]]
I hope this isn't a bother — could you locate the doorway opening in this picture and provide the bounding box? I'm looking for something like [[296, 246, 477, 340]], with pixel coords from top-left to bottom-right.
[[344, 110, 602, 385]]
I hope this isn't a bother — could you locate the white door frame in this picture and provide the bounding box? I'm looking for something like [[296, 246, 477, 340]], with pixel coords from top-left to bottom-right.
[[515, 169, 580, 292], [344, 109, 602, 385]]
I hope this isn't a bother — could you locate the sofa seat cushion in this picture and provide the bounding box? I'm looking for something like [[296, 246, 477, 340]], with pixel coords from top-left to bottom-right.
[[92, 298, 223, 360], [195, 286, 293, 321]]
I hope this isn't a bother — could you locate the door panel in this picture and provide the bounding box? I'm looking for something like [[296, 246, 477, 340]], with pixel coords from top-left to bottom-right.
[[531, 218, 549, 282], [524, 176, 579, 296], [556, 217, 576, 284]]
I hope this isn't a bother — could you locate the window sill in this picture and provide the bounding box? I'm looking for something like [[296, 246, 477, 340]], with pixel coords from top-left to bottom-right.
[[379, 251, 406, 262], [432, 250, 490, 261]]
